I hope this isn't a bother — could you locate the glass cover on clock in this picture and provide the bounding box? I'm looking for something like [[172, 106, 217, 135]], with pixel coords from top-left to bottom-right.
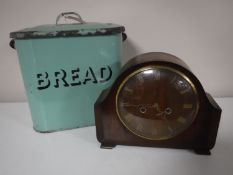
[[116, 66, 199, 140]]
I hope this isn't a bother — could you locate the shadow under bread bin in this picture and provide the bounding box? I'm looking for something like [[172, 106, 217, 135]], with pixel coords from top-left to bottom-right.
[[10, 12, 126, 132]]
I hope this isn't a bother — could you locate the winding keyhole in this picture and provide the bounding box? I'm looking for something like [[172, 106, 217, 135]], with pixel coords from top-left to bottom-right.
[[139, 106, 147, 114], [164, 107, 172, 115]]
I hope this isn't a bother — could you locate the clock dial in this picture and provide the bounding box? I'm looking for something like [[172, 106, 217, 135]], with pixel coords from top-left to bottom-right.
[[116, 66, 199, 140]]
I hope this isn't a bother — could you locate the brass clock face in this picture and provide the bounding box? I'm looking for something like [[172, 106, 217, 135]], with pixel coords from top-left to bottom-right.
[[116, 66, 199, 140]]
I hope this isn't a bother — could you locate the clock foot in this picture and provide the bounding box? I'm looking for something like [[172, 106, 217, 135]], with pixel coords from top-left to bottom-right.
[[194, 149, 211, 155], [100, 143, 116, 149]]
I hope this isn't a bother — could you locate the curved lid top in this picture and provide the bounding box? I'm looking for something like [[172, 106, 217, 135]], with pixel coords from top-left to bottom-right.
[[10, 12, 125, 39]]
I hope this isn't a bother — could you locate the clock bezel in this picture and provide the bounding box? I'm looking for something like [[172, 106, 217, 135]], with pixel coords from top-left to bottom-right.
[[115, 65, 200, 140]]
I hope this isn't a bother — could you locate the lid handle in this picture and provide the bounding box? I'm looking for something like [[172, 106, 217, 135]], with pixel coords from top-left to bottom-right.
[[56, 12, 86, 25]]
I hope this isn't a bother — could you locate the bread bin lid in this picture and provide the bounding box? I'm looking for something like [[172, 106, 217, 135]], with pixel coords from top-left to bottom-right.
[[10, 12, 125, 39]]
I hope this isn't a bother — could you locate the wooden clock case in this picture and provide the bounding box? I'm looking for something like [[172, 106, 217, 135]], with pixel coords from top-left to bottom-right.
[[94, 52, 221, 155]]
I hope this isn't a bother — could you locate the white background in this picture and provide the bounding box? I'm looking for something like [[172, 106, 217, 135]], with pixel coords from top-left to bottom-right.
[[0, 98, 233, 175], [1, 0, 233, 101]]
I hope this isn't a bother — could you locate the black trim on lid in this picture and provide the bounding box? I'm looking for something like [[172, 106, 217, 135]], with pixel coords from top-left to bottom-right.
[[10, 26, 125, 39]]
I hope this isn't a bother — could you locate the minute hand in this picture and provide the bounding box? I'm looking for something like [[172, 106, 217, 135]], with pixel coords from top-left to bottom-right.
[[122, 103, 158, 107]]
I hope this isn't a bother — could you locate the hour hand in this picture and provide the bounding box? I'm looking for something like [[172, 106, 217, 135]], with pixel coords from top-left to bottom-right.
[[151, 103, 160, 111], [121, 103, 139, 107], [156, 111, 164, 116]]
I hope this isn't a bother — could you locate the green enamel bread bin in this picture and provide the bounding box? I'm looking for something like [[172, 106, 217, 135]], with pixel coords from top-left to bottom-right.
[[10, 12, 126, 132]]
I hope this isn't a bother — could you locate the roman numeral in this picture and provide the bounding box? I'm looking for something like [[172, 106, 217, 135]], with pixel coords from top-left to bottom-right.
[[167, 126, 173, 132], [180, 88, 190, 94], [183, 104, 193, 109], [124, 87, 133, 94], [151, 129, 158, 135], [177, 116, 186, 124], [137, 74, 144, 83], [170, 76, 177, 84], [136, 123, 143, 132], [154, 70, 160, 80], [125, 114, 133, 122]]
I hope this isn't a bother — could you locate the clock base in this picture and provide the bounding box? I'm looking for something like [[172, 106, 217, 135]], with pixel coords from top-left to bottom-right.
[[100, 143, 116, 149], [100, 143, 212, 155], [194, 149, 211, 155]]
